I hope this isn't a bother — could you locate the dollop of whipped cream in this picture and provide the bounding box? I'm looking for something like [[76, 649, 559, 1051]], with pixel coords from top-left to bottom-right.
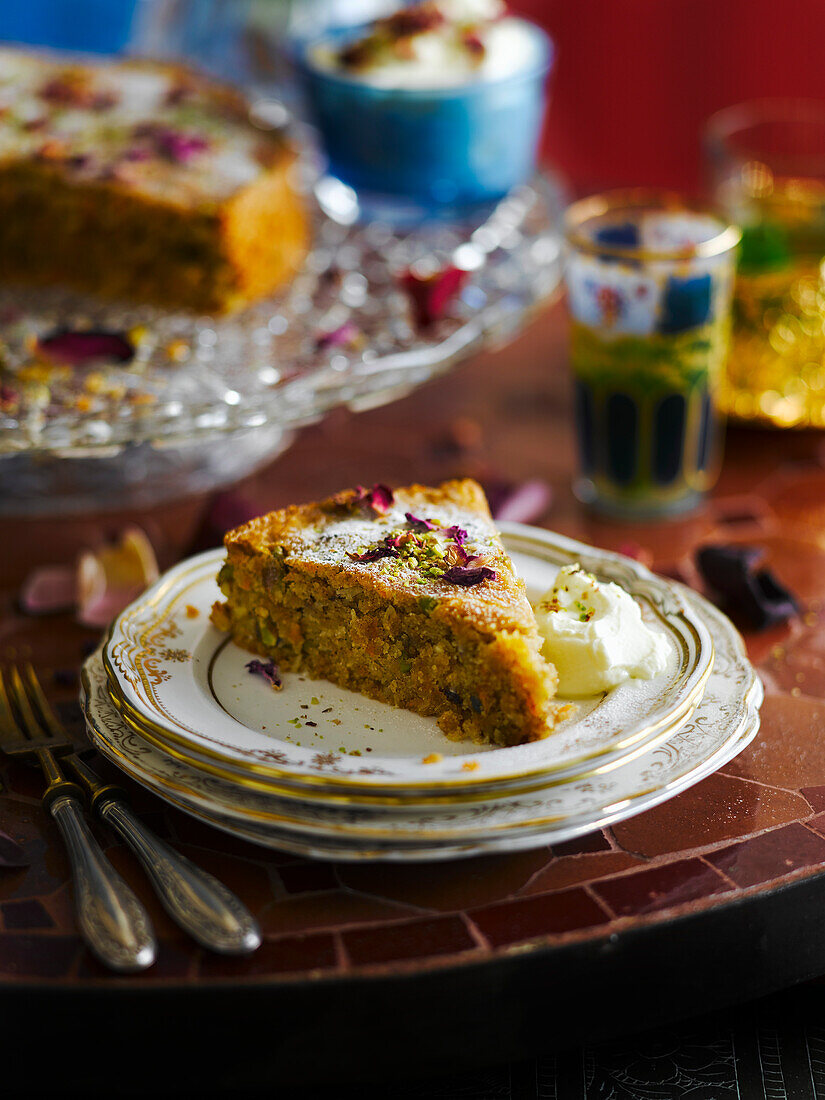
[[310, 0, 540, 89], [535, 565, 669, 697]]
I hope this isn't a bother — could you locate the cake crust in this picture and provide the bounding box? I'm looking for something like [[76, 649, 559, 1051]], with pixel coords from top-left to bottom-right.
[[211, 479, 565, 746]]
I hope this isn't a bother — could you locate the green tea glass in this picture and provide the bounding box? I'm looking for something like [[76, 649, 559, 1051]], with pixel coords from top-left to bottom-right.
[[564, 190, 740, 520]]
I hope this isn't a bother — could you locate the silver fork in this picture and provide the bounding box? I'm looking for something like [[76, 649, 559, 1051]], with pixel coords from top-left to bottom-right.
[[2, 664, 261, 959], [0, 665, 156, 972]]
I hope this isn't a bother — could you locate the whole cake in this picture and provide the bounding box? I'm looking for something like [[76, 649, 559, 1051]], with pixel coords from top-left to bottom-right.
[[210, 479, 566, 746], [0, 48, 308, 313]]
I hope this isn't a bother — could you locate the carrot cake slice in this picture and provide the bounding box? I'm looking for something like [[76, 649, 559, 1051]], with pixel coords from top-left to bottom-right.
[[210, 479, 566, 746]]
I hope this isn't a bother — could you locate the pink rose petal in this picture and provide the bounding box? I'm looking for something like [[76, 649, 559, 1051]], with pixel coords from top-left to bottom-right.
[[442, 564, 497, 586], [401, 265, 468, 328], [315, 321, 361, 351], [37, 330, 134, 366], [158, 130, 209, 163], [485, 478, 553, 524], [368, 484, 394, 513], [245, 658, 282, 688], [19, 565, 77, 615], [404, 512, 438, 531], [351, 483, 394, 515]]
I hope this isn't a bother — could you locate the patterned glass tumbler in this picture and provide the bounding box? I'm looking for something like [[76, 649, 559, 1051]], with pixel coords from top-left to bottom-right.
[[564, 191, 741, 520]]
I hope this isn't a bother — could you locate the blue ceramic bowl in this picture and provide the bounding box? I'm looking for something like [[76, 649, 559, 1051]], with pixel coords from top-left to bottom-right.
[[300, 20, 553, 213], [0, 0, 142, 53]]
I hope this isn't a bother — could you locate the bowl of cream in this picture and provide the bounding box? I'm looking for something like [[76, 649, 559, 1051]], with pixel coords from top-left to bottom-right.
[[301, 0, 553, 216]]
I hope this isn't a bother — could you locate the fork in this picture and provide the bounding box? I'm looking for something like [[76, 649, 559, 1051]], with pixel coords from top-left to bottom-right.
[[1, 664, 261, 961], [0, 665, 155, 972]]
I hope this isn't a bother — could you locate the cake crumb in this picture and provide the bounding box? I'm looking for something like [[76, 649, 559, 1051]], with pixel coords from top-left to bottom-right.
[[462, 760, 479, 771], [422, 752, 443, 764], [185, 604, 200, 619]]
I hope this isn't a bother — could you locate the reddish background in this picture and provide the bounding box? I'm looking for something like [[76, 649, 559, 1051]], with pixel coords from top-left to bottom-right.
[[512, 0, 825, 197]]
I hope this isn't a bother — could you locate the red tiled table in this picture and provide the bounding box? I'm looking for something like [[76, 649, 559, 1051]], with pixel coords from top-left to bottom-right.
[[3, 302, 825, 1092]]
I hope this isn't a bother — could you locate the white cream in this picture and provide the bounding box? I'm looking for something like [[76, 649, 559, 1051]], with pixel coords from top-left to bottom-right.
[[310, 8, 540, 89], [535, 564, 668, 697]]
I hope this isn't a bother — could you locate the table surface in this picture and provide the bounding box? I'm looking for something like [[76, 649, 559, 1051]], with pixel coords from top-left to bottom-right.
[[4, 300, 825, 1090]]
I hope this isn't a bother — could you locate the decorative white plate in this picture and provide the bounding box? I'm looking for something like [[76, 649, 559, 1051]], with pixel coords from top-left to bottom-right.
[[101, 526, 714, 801], [82, 587, 762, 861]]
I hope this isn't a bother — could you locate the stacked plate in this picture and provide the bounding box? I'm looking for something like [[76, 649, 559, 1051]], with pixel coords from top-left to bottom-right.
[[81, 524, 763, 862]]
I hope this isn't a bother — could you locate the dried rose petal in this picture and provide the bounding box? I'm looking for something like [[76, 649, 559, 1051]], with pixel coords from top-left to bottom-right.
[[0, 383, 19, 413], [347, 546, 398, 563], [442, 565, 497, 586], [19, 565, 77, 615], [37, 329, 134, 366], [132, 123, 209, 163], [401, 266, 468, 328], [315, 321, 361, 351], [351, 483, 394, 514], [444, 525, 469, 545], [329, 483, 395, 516], [369, 484, 394, 513], [0, 830, 29, 870], [696, 544, 799, 631], [405, 512, 437, 531], [156, 129, 209, 163], [245, 658, 282, 689], [484, 478, 553, 524], [444, 543, 471, 567]]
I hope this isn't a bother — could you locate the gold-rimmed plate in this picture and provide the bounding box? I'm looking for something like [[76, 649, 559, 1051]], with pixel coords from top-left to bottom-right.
[[82, 586, 761, 861], [100, 525, 714, 802]]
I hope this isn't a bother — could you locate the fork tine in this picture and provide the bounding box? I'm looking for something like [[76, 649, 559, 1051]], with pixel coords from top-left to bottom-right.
[[8, 665, 49, 742], [21, 662, 65, 739], [0, 668, 26, 746]]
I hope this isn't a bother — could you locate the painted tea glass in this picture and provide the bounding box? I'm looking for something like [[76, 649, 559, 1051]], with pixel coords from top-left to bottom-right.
[[564, 191, 740, 519], [706, 100, 825, 428]]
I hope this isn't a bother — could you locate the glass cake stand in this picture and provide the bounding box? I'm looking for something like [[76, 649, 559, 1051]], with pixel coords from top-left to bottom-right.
[[0, 166, 565, 516]]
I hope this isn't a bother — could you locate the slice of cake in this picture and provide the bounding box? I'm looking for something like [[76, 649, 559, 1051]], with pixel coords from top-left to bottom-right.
[[0, 48, 308, 313], [210, 479, 566, 746]]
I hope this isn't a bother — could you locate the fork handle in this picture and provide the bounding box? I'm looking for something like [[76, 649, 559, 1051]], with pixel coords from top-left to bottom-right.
[[98, 798, 261, 955], [50, 795, 157, 973]]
